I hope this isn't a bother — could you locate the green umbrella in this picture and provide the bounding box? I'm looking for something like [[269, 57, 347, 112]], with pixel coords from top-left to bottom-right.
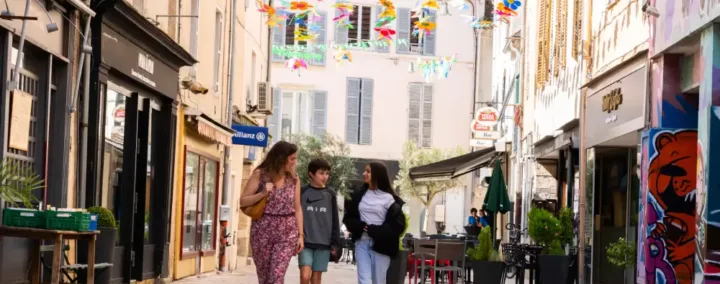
[[483, 159, 511, 214]]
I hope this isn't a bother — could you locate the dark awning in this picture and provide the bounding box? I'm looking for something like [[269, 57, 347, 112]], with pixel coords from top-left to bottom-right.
[[409, 147, 497, 181]]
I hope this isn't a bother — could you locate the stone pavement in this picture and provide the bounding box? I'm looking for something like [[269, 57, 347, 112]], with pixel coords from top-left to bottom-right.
[[173, 257, 359, 284]]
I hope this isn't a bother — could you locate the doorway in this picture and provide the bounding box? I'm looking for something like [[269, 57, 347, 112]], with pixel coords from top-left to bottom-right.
[[591, 147, 639, 284]]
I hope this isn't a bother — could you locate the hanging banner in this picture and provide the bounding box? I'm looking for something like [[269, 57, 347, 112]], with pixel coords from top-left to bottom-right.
[[232, 124, 269, 147]]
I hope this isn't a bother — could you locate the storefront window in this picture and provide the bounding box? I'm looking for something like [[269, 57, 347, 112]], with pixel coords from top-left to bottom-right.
[[201, 161, 218, 251], [182, 152, 199, 252], [182, 150, 219, 255], [100, 88, 126, 241]]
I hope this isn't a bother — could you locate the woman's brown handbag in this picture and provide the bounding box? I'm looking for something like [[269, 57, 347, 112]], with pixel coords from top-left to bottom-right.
[[241, 172, 267, 220]]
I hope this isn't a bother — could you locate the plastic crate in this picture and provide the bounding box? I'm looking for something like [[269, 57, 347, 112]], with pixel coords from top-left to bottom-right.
[[46, 211, 92, 231], [2, 208, 46, 228]]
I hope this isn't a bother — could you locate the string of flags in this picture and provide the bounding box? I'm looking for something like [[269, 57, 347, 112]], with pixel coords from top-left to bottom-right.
[[256, 0, 520, 79]]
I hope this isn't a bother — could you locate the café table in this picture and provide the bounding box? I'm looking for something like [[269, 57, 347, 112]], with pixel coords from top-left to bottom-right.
[[0, 226, 98, 284]]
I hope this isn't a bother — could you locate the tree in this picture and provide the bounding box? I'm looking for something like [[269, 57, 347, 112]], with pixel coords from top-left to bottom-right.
[[289, 133, 355, 196], [394, 141, 466, 232]]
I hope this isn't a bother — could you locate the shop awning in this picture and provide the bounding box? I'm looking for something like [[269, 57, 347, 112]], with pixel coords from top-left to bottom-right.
[[409, 147, 497, 181], [185, 107, 235, 146]]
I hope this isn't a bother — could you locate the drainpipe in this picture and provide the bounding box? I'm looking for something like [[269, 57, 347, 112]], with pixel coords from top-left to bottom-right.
[[220, 0, 237, 272], [578, 0, 593, 281], [266, 0, 273, 91], [467, 0, 478, 213], [8, 0, 30, 91], [74, 17, 92, 208]]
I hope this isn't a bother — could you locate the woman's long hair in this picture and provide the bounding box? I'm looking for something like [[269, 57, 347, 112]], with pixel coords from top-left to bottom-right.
[[364, 161, 395, 195], [258, 141, 298, 178]]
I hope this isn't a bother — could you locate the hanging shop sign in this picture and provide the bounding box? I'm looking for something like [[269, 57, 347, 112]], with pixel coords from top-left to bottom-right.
[[473, 107, 500, 127], [475, 130, 501, 140], [232, 124, 269, 147], [470, 139, 494, 148], [113, 105, 125, 122], [470, 120, 492, 132]]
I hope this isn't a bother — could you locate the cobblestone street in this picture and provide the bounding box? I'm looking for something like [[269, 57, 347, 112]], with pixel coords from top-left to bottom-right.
[[174, 258, 359, 284]]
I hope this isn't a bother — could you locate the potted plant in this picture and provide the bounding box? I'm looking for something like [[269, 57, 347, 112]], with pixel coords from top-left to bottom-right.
[[528, 207, 574, 284], [386, 213, 410, 284], [466, 226, 504, 283], [606, 237, 636, 269], [80, 207, 117, 284]]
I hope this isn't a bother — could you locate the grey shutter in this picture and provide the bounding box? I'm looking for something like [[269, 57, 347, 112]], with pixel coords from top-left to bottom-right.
[[374, 6, 390, 53], [268, 88, 282, 140], [311, 11, 327, 65], [345, 78, 361, 144], [271, 23, 286, 62], [408, 83, 422, 144], [396, 8, 411, 54], [311, 90, 328, 137], [422, 10, 436, 56], [421, 84, 433, 147], [359, 78, 374, 145], [335, 3, 349, 45]]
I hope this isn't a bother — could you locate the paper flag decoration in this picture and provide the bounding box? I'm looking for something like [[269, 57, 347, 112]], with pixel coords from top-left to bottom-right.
[[416, 54, 457, 82], [374, 27, 396, 41], [378, 0, 396, 18], [334, 48, 353, 65], [294, 27, 316, 42], [420, 0, 440, 10], [413, 16, 436, 39], [287, 58, 308, 75], [290, 1, 313, 11], [449, 0, 470, 10], [375, 16, 396, 27], [461, 15, 495, 29], [257, 0, 289, 27]]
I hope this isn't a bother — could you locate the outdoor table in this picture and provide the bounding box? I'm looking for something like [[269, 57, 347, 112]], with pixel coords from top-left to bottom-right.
[[0, 226, 98, 284]]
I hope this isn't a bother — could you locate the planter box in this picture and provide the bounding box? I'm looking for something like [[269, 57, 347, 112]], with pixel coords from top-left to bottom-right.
[[469, 260, 504, 284], [387, 250, 409, 284], [538, 254, 572, 284]]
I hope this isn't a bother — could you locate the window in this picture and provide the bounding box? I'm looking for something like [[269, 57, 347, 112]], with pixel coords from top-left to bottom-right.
[[396, 8, 436, 55], [348, 5, 372, 45], [346, 78, 373, 145], [190, 0, 200, 57], [267, 90, 328, 140], [536, 0, 552, 87], [572, 0, 583, 59], [554, 0, 567, 77], [273, 12, 327, 65], [213, 11, 223, 94], [408, 83, 433, 147], [181, 150, 219, 256], [99, 88, 126, 245]]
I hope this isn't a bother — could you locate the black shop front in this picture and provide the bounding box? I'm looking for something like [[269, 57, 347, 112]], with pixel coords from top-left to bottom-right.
[[85, 0, 195, 282]]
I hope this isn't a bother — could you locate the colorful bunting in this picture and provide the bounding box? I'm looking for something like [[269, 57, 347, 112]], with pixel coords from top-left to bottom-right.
[[416, 54, 457, 82], [413, 16, 436, 40], [334, 47, 353, 65], [287, 58, 308, 75]]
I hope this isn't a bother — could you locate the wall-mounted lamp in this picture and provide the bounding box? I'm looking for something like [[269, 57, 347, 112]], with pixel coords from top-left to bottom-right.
[[182, 77, 209, 94], [34, 0, 57, 33]]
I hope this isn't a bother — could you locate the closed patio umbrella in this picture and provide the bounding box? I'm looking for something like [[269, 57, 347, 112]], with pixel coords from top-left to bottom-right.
[[483, 159, 511, 214]]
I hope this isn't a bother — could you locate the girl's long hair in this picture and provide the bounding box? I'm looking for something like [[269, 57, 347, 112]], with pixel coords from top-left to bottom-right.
[[364, 161, 395, 195], [258, 141, 298, 179]]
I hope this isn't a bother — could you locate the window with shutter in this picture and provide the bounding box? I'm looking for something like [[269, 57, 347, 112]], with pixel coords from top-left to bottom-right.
[[335, 2, 350, 45], [271, 22, 286, 62], [402, 10, 436, 55], [374, 6, 390, 53], [285, 16, 309, 46], [345, 78, 361, 144], [345, 78, 373, 145], [348, 5, 373, 46], [268, 88, 282, 140], [407, 82, 433, 148], [311, 12, 327, 65], [359, 78, 373, 145], [311, 90, 328, 137], [396, 8, 411, 54], [536, 0, 552, 88], [279, 91, 312, 139], [572, 0, 583, 60], [422, 10, 436, 56]]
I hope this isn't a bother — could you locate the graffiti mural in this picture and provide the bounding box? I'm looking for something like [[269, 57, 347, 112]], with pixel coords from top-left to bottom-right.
[[697, 107, 720, 283], [642, 129, 698, 283]]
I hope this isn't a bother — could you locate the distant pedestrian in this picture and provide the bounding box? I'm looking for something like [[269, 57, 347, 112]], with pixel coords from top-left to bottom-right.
[[343, 162, 406, 284], [240, 141, 304, 284], [298, 158, 342, 284]]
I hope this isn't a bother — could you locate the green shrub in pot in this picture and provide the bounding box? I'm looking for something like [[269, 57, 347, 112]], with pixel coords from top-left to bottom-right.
[[467, 226, 503, 283], [87, 207, 117, 228]]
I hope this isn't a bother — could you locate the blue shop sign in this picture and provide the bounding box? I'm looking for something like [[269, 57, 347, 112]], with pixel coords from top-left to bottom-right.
[[232, 124, 269, 147]]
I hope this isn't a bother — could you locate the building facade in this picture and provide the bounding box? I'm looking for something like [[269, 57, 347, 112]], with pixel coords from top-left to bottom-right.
[[269, 0, 476, 235], [0, 0, 86, 281]]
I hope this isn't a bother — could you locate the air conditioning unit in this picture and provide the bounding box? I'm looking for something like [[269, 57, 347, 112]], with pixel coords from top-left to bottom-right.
[[257, 82, 272, 114]]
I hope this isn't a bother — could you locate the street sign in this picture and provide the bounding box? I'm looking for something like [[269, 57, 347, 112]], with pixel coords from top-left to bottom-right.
[[474, 130, 501, 140], [469, 139, 494, 148], [231, 124, 269, 147]]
